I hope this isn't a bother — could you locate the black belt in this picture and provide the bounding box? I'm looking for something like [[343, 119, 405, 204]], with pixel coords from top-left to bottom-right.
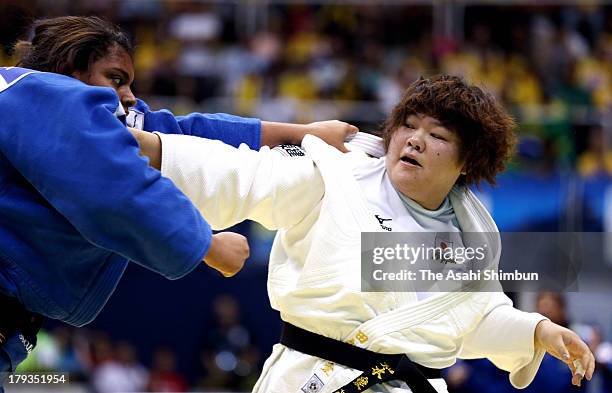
[[0, 293, 43, 346], [280, 322, 440, 393]]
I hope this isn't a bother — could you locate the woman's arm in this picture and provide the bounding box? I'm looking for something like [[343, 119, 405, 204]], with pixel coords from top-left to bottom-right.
[[261, 120, 358, 151], [129, 128, 254, 277], [534, 319, 595, 387], [131, 99, 358, 151], [459, 298, 594, 388], [128, 128, 324, 231], [2, 75, 214, 280], [204, 232, 250, 277], [129, 100, 262, 150], [130, 127, 161, 169]]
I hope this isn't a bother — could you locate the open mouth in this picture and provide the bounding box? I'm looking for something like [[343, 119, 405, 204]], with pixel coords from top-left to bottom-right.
[[400, 156, 422, 167]]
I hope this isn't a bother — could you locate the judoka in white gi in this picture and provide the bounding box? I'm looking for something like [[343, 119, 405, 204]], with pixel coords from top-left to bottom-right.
[[131, 75, 595, 393]]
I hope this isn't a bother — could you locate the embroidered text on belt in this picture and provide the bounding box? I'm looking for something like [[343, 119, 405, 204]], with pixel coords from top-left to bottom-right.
[[280, 322, 441, 393]]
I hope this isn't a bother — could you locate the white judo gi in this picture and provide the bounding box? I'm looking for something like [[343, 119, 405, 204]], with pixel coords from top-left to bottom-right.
[[156, 132, 547, 393]]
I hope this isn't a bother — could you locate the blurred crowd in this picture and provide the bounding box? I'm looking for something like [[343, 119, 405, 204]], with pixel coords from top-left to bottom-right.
[[19, 294, 262, 392]]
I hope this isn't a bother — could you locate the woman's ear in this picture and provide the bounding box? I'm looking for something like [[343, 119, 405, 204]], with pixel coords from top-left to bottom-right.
[[71, 70, 87, 83]]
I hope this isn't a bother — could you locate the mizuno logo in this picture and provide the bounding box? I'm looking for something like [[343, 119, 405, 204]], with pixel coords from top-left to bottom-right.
[[375, 215, 392, 231]]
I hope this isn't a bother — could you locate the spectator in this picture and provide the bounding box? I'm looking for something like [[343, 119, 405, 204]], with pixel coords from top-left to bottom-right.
[[148, 347, 188, 392], [196, 294, 260, 391], [578, 126, 612, 178], [92, 342, 148, 393]]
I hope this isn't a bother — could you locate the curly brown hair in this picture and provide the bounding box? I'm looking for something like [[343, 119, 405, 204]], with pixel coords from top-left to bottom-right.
[[13, 16, 133, 76], [382, 75, 517, 187]]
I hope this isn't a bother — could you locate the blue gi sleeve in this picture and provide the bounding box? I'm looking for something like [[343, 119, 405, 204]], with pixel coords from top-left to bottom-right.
[[0, 73, 210, 279], [129, 99, 261, 150]]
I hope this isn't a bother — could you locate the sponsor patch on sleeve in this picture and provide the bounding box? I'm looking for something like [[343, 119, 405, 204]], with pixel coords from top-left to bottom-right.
[[273, 144, 307, 157]]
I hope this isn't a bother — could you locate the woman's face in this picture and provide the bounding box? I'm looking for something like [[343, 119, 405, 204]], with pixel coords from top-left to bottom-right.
[[72, 45, 136, 114], [385, 113, 465, 210]]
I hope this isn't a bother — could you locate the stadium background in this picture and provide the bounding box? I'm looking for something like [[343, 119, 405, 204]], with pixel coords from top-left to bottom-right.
[[1, 0, 611, 392]]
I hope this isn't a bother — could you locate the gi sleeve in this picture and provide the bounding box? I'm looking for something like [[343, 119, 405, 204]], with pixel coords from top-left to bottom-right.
[[459, 293, 548, 388], [0, 73, 210, 279], [157, 133, 324, 230], [129, 99, 261, 150]]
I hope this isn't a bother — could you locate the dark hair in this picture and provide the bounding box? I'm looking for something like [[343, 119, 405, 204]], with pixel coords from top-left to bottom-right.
[[14, 16, 133, 76], [382, 75, 517, 187]]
